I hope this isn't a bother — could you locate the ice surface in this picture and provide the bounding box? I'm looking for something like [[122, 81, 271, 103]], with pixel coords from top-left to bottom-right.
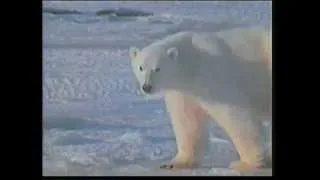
[[43, 1, 272, 176]]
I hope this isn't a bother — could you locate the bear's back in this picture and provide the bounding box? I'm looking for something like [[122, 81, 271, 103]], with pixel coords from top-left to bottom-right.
[[147, 32, 194, 50], [191, 26, 269, 64]]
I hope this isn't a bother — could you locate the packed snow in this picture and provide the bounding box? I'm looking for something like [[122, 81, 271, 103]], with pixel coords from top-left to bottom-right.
[[43, 1, 272, 176]]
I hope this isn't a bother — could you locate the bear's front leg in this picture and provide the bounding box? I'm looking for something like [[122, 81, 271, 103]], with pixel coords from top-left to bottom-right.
[[161, 91, 208, 170]]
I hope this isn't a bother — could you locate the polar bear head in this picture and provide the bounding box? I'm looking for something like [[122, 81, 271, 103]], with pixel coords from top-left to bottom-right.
[[129, 45, 179, 96]]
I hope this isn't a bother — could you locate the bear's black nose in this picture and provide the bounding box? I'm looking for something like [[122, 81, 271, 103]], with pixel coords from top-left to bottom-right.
[[142, 84, 152, 93]]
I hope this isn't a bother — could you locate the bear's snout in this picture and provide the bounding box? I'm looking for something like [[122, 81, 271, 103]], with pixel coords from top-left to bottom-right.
[[142, 83, 152, 93]]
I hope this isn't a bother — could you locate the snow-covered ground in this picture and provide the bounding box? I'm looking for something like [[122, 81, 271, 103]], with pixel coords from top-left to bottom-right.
[[43, 1, 272, 176]]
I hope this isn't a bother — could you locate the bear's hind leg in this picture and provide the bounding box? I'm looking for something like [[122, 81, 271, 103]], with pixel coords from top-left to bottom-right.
[[201, 103, 265, 173], [161, 91, 208, 169]]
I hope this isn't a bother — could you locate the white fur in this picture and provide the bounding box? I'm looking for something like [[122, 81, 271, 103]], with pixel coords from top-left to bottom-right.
[[129, 26, 272, 172]]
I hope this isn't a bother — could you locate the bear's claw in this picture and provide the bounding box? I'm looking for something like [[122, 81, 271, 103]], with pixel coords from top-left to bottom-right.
[[160, 164, 174, 169], [160, 160, 195, 170]]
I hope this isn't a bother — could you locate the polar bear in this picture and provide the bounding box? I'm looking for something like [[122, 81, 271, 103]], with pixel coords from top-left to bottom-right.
[[128, 26, 272, 172]]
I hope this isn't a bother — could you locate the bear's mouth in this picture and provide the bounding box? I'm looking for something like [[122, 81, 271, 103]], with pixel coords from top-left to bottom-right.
[[139, 87, 153, 96]]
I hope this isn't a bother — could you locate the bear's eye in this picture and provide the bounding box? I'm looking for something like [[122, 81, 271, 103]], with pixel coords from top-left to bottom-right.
[[139, 66, 143, 72], [155, 67, 160, 72]]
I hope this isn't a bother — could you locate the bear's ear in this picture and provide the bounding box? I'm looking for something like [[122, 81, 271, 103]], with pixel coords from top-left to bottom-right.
[[167, 47, 178, 60], [129, 47, 140, 60]]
